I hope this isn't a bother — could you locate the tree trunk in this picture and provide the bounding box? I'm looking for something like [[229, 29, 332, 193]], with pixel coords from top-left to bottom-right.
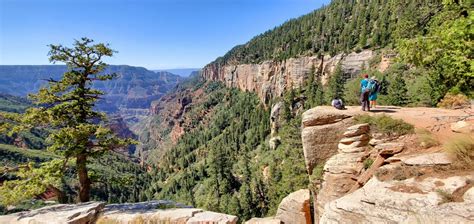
[[77, 153, 91, 202]]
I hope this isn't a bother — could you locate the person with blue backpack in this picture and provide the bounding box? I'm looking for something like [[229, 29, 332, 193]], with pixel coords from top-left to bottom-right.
[[367, 76, 380, 108], [360, 74, 370, 111]]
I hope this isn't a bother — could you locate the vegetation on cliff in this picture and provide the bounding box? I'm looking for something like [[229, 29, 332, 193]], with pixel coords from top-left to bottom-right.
[[0, 38, 137, 205], [210, 0, 442, 65], [208, 0, 472, 105], [0, 143, 152, 214], [139, 80, 308, 220]]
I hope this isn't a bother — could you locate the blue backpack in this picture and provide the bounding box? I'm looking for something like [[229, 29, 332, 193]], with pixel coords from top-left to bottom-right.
[[367, 80, 377, 94]]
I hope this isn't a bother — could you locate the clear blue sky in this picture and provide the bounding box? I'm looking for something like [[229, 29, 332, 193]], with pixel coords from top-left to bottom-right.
[[0, 0, 329, 69]]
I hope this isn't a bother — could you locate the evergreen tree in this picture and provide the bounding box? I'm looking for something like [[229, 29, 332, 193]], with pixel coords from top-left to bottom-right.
[[305, 65, 324, 109], [0, 38, 134, 203], [397, 0, 473, 98], [386, 75, 409, 106], [379, 74, 389, 95], [326, 64, 345, 102]]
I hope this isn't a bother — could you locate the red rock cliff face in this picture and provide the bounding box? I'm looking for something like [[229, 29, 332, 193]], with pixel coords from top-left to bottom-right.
[[202, 50, 374, 102]]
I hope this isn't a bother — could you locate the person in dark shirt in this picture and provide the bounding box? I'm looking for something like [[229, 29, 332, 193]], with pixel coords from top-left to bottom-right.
[[360, 74, 370, 111]]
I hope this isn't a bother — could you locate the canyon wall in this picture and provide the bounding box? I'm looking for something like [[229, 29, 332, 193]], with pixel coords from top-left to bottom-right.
[[301, 106, 474, 223], [202, 50, 374, 102]]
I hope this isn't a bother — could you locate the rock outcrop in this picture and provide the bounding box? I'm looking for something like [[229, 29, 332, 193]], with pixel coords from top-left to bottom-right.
[[301, 106, 474, 223], [0, 202, 105, 224], [320, 175, 474, 223], [270, 101, 284, 137], [316, 123, 371, 222], [301, 107, 360, 175], [245, 217, 283, 224], [248, 189, 311, 224], [451, 120, 473, 134], [202, 51, 373, 102], [100, 200, 238, 224], [274, 189, 312, 224], [0, 201, 238, 224]]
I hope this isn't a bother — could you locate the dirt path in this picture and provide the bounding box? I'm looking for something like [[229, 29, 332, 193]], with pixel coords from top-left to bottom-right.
[[342, 106, 473, 142]]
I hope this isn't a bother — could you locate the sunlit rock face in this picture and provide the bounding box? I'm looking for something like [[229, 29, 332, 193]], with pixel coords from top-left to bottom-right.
[[202, 50, 373, 103]]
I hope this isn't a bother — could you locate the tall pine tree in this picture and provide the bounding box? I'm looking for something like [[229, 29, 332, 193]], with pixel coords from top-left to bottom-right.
[[326, 64, 346, 102], [0, 38, 135, 203]]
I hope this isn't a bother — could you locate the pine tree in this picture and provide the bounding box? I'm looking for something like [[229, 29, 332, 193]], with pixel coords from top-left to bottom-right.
[[386, 75, 409, 106], [305, 65, 325, 109], [326, 64, 345, 102], [0, 38, 135, 203], [379, 74, 389, 95]]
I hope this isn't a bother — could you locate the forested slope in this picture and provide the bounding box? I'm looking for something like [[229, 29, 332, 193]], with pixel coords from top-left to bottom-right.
[[210, 0, 442, 65], [140, 79, 309, 220]]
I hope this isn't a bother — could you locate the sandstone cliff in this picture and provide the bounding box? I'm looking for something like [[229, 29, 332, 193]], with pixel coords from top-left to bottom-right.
[[202, 50, 373, 103], [301, 106, 474, 224]]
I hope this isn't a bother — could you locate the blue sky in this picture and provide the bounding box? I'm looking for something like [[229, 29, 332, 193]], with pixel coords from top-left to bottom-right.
[[0, 0, 329, 69]]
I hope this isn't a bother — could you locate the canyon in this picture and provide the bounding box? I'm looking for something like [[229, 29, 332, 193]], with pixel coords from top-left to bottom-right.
[[202, 50, 375, 103], [0, 65, 183, 124]]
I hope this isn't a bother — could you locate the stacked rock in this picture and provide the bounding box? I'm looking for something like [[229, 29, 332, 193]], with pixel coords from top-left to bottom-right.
[[316, 123, 370, 217]]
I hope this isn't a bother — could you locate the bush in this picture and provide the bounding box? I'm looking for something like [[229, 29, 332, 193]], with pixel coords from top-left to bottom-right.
[[416, 129, 439, 149], [353, 114, 414, 136], [437, 93, 470, 109], [444, 135, 474, 169], [436, 189, 455, 204], [344, 77, 362, 106], [363, 158, 374, 169]]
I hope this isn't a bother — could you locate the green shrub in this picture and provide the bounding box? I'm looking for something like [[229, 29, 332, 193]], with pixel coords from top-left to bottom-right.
[[436, 189, 455, 204], [353, 114, 414, 136], [444, 135, 474, 169], [363, 158, 374, 169], [310, 163, 325, 181], [344, 77, 362, 106], [416, 129, 439, 149]]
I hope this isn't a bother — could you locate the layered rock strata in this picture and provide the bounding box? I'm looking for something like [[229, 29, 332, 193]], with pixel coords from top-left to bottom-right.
[[301, 107, 360, 175], [202, 51, 373, 102], [320, 175, 474, 223], [316, 123, 371, 222], [0, 202, 105, 224]]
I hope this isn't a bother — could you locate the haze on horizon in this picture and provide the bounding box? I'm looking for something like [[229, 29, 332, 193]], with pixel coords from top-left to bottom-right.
[[0, 0, 330, 70]]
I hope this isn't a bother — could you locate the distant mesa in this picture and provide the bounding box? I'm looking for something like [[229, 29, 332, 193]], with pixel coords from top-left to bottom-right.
[[153, 68, 200, 77]]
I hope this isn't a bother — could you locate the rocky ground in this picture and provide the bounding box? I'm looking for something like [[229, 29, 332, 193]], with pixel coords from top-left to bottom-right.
[[1, 105, 471, 224], [0, 200, 238, 224], [299, 106, 474, 224]]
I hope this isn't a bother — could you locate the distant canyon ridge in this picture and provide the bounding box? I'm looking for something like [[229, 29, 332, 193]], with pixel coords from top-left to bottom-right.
[[0, 65, 184, 124]]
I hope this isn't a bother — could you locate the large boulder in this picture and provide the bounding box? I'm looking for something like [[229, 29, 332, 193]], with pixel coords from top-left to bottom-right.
[[245, 217, 282, 224], [270, 101, 284, 136], [320, 175, 474, 223], [275, 189, 312, 224], [401, 152, 452, 166], [187, 211, 238, 224], [451, 120, 473, 133], [316, 123, 370, 222], [97, 200, 237, 224], [301, 107, 359, 174], [0, 202, 105, 224]]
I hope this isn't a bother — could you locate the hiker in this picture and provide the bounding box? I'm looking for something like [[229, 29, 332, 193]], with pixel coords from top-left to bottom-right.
[[360, 74, 370, 111], [368, 76, 380, 108], [331, 98, 345, 110]]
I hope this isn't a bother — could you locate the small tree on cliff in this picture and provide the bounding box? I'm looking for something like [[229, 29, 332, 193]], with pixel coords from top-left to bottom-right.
[[326, 64, 345, 103], [0, 38, 134, 203]]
